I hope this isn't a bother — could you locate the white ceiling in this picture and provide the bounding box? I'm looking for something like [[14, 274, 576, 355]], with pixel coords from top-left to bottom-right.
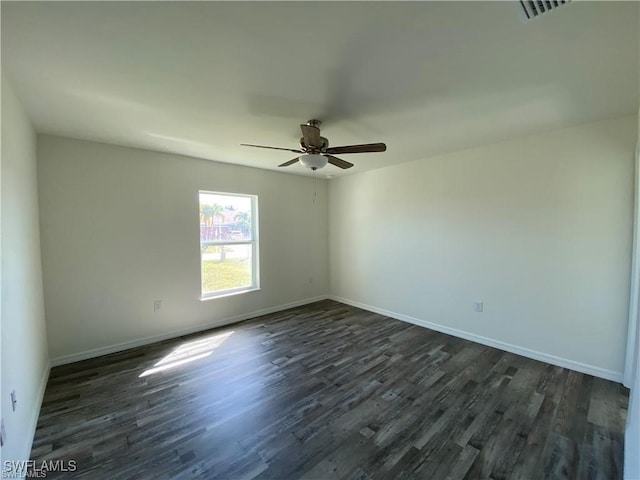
[[2, 1, 638, 177]]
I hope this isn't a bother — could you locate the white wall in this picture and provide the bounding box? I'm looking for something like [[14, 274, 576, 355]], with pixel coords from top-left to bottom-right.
[[329, 115, 636, 380], [626, 288, 640, 476], [623, 109, 639, 480], [37, 136, 328, 363], [1, 78, 50, 464]]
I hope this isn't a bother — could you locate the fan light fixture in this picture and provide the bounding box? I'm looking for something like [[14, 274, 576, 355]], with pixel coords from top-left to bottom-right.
[[299, 153, 327, 171]]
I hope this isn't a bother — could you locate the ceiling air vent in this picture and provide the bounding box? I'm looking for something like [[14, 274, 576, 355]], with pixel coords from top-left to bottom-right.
[[519, 0, 572, 20]]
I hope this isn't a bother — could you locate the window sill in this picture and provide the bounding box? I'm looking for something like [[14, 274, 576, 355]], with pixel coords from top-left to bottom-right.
[[200, 287, 260, 301]]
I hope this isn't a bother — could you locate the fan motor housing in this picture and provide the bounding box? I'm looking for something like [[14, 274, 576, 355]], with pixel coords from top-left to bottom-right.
[[300, 136, 329, 152]]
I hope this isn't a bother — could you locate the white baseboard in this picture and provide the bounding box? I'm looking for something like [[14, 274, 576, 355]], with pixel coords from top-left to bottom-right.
[[330, 295, 624, 383], [50, 295, 329, 367], [49, 293, 623, 382]]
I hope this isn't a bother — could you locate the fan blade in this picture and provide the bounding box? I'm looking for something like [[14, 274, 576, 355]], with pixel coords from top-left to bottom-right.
[[326, 155, 353, 169], [325, 143, 386, 155], [241, 143, 303, 154], [300, 124, 321, 148], [278, 157, 300, 168]]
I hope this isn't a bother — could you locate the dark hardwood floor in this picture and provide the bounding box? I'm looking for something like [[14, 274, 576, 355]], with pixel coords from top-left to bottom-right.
[[31, 300, 628, 479]]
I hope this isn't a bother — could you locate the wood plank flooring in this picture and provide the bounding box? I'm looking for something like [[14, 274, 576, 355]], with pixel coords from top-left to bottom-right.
[[30, 300, 628, 479]]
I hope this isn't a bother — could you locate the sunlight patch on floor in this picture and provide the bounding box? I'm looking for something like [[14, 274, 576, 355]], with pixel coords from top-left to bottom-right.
[[139, 331, 234, 377]]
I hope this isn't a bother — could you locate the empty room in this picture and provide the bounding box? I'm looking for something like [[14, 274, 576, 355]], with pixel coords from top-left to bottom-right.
[[1, 1, 639, 479]]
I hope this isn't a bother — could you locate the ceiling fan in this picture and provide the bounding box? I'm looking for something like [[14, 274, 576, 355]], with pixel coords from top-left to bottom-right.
[[241, 119, 386, 170]]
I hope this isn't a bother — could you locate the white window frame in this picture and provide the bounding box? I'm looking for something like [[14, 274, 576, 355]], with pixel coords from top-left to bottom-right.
[[199, 190, 259, 300]]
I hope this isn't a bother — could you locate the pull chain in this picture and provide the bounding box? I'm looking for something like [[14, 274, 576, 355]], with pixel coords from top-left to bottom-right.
[[313, 170, 317, 204]]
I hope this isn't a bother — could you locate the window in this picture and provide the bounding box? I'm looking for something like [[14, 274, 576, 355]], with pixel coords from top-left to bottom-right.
[[199, 191, 258, 299]]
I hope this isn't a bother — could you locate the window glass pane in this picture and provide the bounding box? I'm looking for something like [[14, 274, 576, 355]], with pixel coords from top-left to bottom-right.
[[199, 191, 257, 298], [201, 244, 253, 295], [199, 193, 253, 242]]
